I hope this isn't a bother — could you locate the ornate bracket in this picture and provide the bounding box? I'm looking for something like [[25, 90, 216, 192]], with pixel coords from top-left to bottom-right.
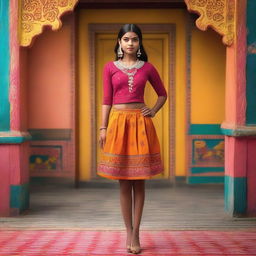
[[184, 0, 235, 46], [19, 0, 79, 47]]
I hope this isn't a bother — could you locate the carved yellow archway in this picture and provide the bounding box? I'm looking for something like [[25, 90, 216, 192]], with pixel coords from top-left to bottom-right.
[[184, 0, 234, 46], [19, 0, 235, 47], [19, 0, 79, 47]]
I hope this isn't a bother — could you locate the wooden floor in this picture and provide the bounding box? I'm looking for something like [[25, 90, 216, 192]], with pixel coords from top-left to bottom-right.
[[1, 179, 256, 230]]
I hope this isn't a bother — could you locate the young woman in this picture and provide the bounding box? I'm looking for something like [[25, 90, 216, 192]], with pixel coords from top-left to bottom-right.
[[97, 24, 167, 254]]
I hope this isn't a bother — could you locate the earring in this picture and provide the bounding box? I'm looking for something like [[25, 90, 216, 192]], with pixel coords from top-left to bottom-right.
[[118, 44, 123, 58], [137, 47, 141, 57]]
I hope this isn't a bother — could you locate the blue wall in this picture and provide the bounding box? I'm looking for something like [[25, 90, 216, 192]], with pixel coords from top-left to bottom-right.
[[246, 0, 256, 125], [0, 0, 10, 131]]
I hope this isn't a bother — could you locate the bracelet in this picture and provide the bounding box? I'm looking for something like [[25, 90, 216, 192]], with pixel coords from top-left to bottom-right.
[[99, 127, 107, 130]]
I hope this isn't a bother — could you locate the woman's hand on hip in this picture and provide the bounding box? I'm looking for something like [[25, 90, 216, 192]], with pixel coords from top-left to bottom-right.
[[141, 106, 156, 117]]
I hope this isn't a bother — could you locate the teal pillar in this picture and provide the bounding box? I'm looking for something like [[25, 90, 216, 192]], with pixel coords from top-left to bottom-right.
[[0, 0, 11, 131], [246, 0, 256, 125], [0, 1, 31, 216], [221, 0, 248, 216]]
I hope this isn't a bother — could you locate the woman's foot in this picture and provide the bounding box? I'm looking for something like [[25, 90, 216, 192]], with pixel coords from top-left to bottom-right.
[[130, 231, 141, 254], [126, 229, 133, 252]]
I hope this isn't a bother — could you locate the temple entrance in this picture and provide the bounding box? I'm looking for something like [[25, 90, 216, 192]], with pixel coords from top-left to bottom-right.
[[1, 0, 251, 219], [25, 7, 226, 184]]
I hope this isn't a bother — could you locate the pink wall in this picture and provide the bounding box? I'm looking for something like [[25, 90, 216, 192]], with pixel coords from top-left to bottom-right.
[[9, 0, 20, 130], [247, 140, 256, 215], [0, 146, 10, 216], [27, 14, 76, 179], [28, 15, 73, 129], [225, 136, 247, 178]]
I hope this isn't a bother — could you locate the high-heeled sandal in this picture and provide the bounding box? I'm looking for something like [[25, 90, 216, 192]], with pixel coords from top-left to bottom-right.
[[130, 244, 141, 254]]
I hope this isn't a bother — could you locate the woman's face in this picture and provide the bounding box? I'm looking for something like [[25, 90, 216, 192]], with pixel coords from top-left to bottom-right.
[[119, 32, 140, 57]]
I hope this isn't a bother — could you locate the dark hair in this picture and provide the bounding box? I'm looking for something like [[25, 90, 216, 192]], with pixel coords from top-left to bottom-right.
[[114, 24, 148, 61]]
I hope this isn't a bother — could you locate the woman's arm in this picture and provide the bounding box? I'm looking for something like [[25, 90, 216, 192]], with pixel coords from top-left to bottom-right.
[[141, 63, 168, 117], [99, 105, 112, 149], [141, 96, 167, 117], [101, 104, 112, 128], [151, 95, 167, 115], [99, 62, 113, 149]]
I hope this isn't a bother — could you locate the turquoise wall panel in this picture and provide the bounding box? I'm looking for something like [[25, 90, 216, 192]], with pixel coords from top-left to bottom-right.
[[10, 183, 30, 212], [188, 176, 224, 184], [224, 175, 247, 215], [0, 0, 11, 131], [246, 0, 256, 124], [191, 167, 224, 174], [189, 124, 222, 135]]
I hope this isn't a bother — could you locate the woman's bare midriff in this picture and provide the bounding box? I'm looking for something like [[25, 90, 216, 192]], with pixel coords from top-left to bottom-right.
[[113, 102, 146, 109]]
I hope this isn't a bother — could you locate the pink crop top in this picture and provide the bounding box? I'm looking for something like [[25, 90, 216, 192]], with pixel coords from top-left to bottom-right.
[[102, 60, 167, 105]]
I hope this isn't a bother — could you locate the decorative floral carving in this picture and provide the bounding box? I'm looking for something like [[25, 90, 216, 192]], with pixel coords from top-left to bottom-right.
[[20, 0, 78, 47], [185, 0, 235, 46]]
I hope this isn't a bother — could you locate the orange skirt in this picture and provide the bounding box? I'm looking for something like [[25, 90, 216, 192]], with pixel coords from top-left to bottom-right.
[[97, 108, 164, 180]]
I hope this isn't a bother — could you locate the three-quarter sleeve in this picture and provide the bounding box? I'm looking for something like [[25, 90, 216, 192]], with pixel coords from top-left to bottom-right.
[[102, 62, 113, 105], [148, 63, 167, 97]]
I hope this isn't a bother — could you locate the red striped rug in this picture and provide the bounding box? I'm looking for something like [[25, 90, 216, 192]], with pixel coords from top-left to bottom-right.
[[0, 230, 255, 255]]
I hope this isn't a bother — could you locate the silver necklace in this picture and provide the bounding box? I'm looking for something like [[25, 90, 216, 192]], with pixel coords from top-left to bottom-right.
[[114, 59, 145, 92]]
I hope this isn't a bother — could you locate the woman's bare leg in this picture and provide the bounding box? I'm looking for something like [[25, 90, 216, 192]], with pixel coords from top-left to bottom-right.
[[119, 180, 133, 249], [131, 180, 145, 252]]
